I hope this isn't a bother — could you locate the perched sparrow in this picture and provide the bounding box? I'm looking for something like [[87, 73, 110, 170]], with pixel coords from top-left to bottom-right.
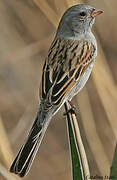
[[10, 4, 103, 177]]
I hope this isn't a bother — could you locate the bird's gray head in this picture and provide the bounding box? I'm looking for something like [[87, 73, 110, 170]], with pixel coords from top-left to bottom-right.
[[56, 4, 103, 38]]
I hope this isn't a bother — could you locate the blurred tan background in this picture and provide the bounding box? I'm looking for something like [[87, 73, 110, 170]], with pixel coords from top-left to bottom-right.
[[0, 0, 117, 180]]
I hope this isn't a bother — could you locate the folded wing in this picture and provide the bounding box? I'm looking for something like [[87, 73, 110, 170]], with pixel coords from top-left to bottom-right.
[[40, 38, 96, 110]]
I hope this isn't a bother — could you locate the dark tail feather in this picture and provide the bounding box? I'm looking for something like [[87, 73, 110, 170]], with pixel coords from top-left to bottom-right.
[[10, 115, 46, 177]]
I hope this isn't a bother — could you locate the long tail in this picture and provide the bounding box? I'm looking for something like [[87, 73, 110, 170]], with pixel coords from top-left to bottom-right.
[[10, 111, 49, 177]]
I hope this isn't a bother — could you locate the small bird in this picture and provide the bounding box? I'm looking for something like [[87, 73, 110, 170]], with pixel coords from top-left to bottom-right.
[[10, 4, 103, 177]]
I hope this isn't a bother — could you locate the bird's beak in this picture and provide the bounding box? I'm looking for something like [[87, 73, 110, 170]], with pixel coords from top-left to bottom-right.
[[91, 9, 103, 18]]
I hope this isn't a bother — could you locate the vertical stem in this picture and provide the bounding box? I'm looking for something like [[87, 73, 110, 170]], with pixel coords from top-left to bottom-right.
[[0, 116, 14, 168], [64, 101, 90, 180]]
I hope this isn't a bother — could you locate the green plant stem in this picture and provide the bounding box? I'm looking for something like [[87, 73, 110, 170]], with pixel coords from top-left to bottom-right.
[[64, 102, 84, 180], [110, 144, 117, 180]]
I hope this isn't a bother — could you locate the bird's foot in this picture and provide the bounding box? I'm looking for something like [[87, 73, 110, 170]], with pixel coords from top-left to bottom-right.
[[63, 101, 77, 116]]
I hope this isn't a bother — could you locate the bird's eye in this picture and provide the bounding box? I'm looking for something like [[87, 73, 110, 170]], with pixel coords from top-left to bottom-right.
[[79, 12, 86, 17]]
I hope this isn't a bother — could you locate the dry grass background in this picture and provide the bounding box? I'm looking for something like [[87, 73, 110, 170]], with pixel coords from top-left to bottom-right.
[[0, 0, 117, 179]]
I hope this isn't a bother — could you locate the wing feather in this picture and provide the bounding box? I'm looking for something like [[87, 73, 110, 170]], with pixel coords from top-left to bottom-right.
[[40, 38, 96, 108]]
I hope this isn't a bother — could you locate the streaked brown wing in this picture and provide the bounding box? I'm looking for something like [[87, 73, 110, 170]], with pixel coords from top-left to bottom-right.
[[40, 38, 96, 109]]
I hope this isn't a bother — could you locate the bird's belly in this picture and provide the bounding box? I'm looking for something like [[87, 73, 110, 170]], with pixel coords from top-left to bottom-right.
[[67, 61, 95, 101]]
